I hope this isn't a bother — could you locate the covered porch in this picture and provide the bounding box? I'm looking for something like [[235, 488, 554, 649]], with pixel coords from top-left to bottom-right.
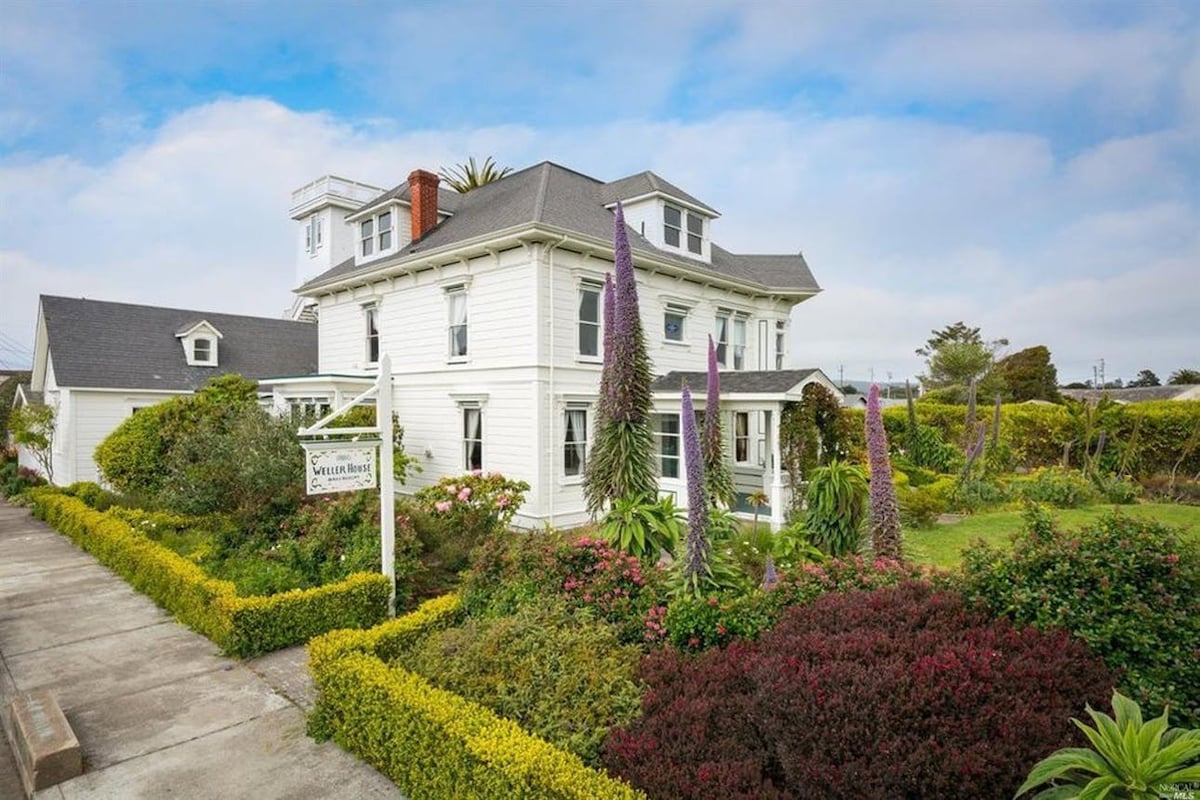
[[256, 373, 377, 420], [650, 368, 842, 531]]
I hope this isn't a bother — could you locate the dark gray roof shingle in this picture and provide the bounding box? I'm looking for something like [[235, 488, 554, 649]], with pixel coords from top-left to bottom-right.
[[598, 171, 719, 216], [298, 162, 818, 295], [40, 296, 317, 391], [652, 369, 822, 394]]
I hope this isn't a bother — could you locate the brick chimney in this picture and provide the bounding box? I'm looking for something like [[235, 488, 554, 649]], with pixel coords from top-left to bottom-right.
[[408, 169, 441, 241]]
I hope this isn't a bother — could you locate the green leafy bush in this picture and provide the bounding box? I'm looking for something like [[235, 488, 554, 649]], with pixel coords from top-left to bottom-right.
[[664, 556, 926, 652], [307, 596, 644, 800], [898, 483, 950, 529], [395, 601, 643, 766], [412, 471, 529, 535], [460, 530, 666, 646], [61, 481, 119, 510], [949, 475, 1008, 512], [1012, 466, 1098, 508], [961, 511, 1200, 727]]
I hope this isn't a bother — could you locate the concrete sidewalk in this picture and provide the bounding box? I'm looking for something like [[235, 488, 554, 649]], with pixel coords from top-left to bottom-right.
[[0, 500, 398, 799]]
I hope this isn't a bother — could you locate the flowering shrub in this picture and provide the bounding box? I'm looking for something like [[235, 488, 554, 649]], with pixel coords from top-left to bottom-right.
[[961, 511, 1200, 728], [664, 556, 927, 651], [413, 471, 529, 534], [605, 582, 1117, 799], [460, 529, 666, 646]]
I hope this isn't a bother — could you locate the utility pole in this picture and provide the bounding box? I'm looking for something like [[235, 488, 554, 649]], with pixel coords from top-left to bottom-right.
[[886, 371, 893, 399], [839, 364, 844, 389], [1100, 358, 1106, 388]]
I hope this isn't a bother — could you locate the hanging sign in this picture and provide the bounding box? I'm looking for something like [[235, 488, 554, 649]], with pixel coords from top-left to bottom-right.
[[302, 440, 378, 494]]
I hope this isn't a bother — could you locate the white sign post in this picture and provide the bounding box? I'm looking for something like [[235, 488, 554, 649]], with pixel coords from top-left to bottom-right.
[[297, 354, 396, 616]]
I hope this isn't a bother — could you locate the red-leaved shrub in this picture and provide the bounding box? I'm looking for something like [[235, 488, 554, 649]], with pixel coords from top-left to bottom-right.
[[604, 581, 1116, 800]]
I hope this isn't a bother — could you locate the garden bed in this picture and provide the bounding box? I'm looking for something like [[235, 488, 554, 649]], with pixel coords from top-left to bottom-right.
[[27, 489, 390, 657]]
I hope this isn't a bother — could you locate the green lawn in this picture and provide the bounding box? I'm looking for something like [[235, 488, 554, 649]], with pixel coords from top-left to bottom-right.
[[905, 503, 1200, 570]]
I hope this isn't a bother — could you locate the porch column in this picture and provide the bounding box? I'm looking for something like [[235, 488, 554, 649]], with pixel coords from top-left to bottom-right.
[[768, 405, 785, 531]]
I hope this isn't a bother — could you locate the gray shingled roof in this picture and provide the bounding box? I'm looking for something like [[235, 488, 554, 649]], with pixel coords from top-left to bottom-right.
[[598, 171, 719, 215], [652, 369, 821, 394], [1061, 385, 1200, 403], [349, 181, 463, 220], [298, 162, 818, 294], [16, 383, 43, 405], [40, 296, 317, 391]]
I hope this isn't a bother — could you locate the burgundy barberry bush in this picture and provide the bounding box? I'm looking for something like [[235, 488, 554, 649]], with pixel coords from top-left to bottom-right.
[[604, 581, 1115, 800]]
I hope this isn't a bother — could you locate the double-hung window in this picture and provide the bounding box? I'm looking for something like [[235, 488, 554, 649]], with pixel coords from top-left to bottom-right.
[[377, 211, 392, 251], [364, 304, 380, 364], [775, 321, 786, 370], [563, 407, 588, 477], [360, 218, 374, 257], [663, 204, 704, 255], [654, 413, 681, 478], [714, 312, 730, 366], [193, 338, 214, 364], [447, 288, 468, 359], [664, 304, 687, 342], [734, 412, 750, 463], [463, 405, 483, 471], [578, 282, 601, 358], [732, 316, 747, 370]]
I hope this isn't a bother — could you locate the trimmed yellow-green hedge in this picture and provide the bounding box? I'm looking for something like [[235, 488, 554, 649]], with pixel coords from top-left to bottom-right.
[[308, 595, 645, 800], [27, 489, 390, 657], [850, 400, 1200, 476]]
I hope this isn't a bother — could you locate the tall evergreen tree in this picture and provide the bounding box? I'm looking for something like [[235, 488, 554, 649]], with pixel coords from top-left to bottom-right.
[[583, 204, 658, 513], [703, 336, 735, 508]]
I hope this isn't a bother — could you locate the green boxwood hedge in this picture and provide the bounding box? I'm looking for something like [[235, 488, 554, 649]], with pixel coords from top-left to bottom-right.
[[308, 595, 644, 800], [27, 488, 390, 657]]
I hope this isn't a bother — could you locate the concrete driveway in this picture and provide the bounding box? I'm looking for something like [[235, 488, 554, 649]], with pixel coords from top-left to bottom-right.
[[0, 500, 399, 799]]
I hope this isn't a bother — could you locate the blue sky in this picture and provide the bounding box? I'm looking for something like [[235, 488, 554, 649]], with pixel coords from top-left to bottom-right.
[[1, 0, 1197, 384]]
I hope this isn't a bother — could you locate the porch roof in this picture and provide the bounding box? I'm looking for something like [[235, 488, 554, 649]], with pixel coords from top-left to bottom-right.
[[651, 369, 830, 401]]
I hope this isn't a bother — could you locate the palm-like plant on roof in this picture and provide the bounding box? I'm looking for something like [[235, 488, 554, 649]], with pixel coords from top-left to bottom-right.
[[437, 156, 512, 193]]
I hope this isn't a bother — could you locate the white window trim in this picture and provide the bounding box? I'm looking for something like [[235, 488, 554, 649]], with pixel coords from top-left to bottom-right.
[[662, 202, 706, 257], [662, 302, 691, 346], [358, 205, 400, 260], [460, 402, 484, 472], [577, 280, 603, 362], [363, 302, 380, 366], [192, 337, 216, 366], [734, 411, 751, 464], [654, 412, 682, 480], [445, 285, 469, 363], [562, 403, 589, 483]]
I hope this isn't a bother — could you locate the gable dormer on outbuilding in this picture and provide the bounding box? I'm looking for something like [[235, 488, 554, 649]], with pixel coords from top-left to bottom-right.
[[600, 171, 720, 264], [175, 320, 224, 367]]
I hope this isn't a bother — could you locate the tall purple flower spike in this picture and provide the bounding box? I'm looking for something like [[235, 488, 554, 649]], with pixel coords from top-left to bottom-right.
[[705, 335, 721, 458], [609, 202, 649, 423], [598, 272, 617, 416], [682, 385, 710, 580], [866, 383, 903, 560]]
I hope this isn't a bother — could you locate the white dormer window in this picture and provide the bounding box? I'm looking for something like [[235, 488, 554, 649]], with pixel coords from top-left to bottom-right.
[[664, 204, 704, 255], [359, 208, 397, 259], [176, 320, 223, 367], [193, 338, 214, 364]]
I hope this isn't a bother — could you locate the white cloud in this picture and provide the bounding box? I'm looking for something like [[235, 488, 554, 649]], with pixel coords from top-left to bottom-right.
[[1, 96, 1196, 386]]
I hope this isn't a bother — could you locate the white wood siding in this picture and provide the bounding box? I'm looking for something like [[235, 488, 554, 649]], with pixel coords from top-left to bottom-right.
[[73, 391, 189, 485]]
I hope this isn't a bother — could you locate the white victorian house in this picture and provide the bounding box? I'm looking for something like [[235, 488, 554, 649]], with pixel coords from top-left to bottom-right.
[[13, 296, 317, 484], [263, 162, 837, 529]]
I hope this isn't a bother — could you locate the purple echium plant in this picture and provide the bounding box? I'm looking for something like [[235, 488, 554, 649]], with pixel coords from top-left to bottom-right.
[[682, 385, 712, 582], [865, 384, 903, 560], [702, 335, 735, 507], [608, 203, 653, 424], [596, 273, 617, 419]]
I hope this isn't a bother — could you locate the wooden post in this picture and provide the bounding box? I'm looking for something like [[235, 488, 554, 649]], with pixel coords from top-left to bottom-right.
[[378, 354, 396, 617]]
